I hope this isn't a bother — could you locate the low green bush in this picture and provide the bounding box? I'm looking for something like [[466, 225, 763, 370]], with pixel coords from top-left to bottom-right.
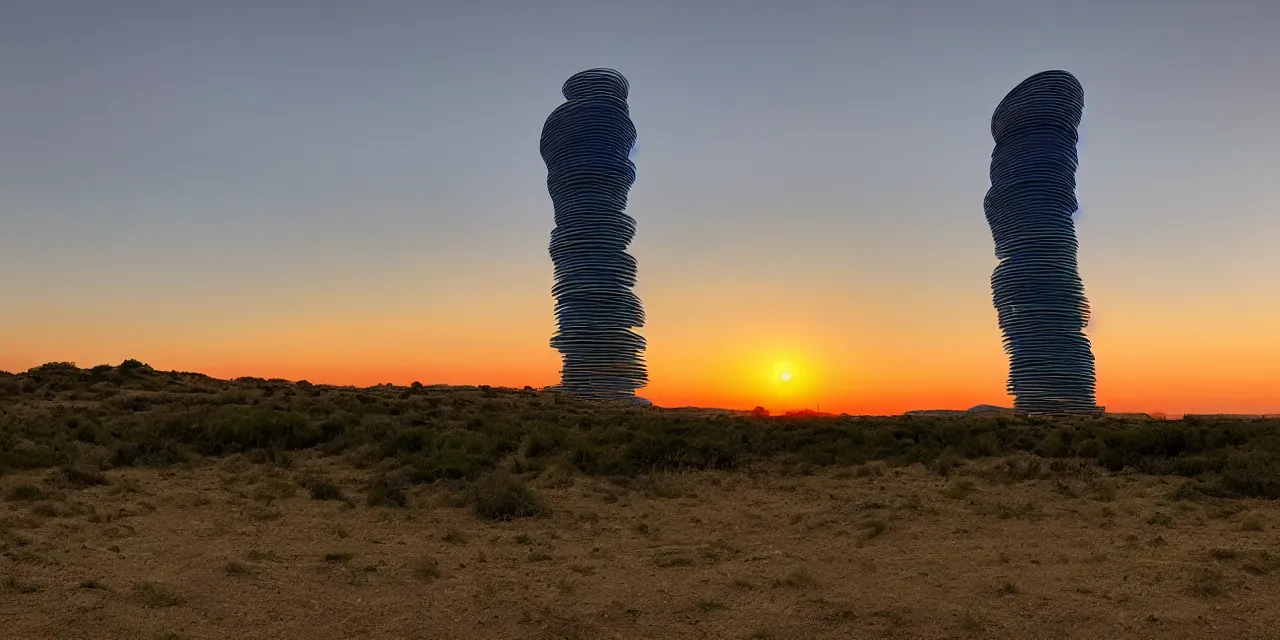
[[0, 362, 1277, 500]]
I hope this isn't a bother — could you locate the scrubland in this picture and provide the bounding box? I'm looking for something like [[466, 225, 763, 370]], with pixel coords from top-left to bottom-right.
[[2, 361, 1279, 639]]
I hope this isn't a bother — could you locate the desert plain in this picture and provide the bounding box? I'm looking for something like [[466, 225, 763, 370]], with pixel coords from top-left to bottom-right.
[[3, 362, 1279, 639]]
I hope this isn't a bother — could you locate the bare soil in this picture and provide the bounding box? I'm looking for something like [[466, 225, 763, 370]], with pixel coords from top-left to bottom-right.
[[3, 454, 1279, 640]]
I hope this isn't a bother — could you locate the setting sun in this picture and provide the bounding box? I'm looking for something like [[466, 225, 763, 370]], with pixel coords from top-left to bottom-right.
[[780, 371, 792, 382]]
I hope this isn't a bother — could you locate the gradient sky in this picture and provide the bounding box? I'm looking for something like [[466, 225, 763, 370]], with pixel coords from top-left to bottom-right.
[[3, 0, 1278, 415]]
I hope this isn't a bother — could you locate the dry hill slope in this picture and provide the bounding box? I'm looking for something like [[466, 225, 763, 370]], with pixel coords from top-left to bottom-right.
[[2, 361, 1279, 639]]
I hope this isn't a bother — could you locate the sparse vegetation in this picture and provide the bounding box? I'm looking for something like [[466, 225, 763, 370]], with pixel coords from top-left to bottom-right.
[[29, 501, 64, 518], [471, 470, 545, 521], [251, 478, 297, 502], [1186, 567, 1227, 598], [695, 598, 725, 612], [132, 581, 185, 607], [772, 569, 816, 589], [60, 465, 108, 488], [223, 560, 253, 576], [4, 574, 41, 594], [1093, 480, 1119, 502], [654, 552, 696, 568], [858, 518, 888, 541], [1242, 551, 1280, 575], [365, 475, 409, 508], [5, 484, 47, 502], [1241, 514, 1265, 531], [412, 557, 441, 581], [299, 474, 345, 502], [1, 362, 1278, 500], [1208, 548, 1239, 561], [943, 479, 977, 499], [247, 550, 281, 563], [2, 362, 1280, 639]]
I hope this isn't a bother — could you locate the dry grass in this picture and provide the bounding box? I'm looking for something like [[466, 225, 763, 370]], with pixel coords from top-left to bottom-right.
[[2, 453, 1279, 639], [3, 363, 1280, 638]]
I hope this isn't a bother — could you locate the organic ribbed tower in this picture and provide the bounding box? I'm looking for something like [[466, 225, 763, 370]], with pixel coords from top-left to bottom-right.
[[983, 70, 1100, 415], [540, 68, 649, 403]]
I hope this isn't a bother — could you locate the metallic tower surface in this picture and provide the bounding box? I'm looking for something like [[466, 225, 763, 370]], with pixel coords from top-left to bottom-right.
[[984, 70, 1101, 415], [540, 69, 649, 403]]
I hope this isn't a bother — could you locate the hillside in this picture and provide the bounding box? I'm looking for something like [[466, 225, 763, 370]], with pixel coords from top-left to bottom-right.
[[2, 361, 1279, 639]]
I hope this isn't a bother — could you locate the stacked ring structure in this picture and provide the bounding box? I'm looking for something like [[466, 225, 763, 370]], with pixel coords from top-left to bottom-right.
[[984, 70, 1101, 415], [540, 69, 648, 401]]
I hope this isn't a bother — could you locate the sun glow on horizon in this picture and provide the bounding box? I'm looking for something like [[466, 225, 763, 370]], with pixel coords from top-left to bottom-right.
[[765, 358, 818, 402], [769, 360, 799, 387]]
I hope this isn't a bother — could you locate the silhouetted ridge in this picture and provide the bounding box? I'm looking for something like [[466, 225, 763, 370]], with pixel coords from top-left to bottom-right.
[[540, 68, 648, 402], [984, 70, 1100, 416]]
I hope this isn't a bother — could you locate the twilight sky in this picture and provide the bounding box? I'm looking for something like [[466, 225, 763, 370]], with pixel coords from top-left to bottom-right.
[[2, 0, 1278, 415]]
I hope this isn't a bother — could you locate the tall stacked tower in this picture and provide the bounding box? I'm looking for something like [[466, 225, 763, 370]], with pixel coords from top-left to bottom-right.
[[984, 70, 1100, 415], [540, 68, 649, 402]]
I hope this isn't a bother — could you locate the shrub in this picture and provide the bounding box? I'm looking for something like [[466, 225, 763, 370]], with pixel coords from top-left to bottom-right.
[[412, 557, 441, 581], [365, 475, 409, 508], [118, 359, 153, 374], [1, 362, 1279, 501], [61, 465, 108, 488], [132, 582, 185, 607], [192, 408, 323, 455], [3, 576, 41, 594], [1218, 451, 1280, 498], [5, 484, 47, 501], [471, 470, 545, 521], [299, 474, 345, 501]]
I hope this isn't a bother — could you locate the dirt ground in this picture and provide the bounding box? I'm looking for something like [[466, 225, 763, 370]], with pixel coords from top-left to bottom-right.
[[3, 454, 1279, 640]]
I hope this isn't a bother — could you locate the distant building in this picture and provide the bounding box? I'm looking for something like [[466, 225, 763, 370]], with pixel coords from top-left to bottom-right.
[[540, 69, 649, 402], [983, 71, 1101, 416]]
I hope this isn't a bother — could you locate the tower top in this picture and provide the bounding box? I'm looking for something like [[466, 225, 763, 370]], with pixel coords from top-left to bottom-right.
[[562, 68, 629, 101], [991, 70, 1084, 140]]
